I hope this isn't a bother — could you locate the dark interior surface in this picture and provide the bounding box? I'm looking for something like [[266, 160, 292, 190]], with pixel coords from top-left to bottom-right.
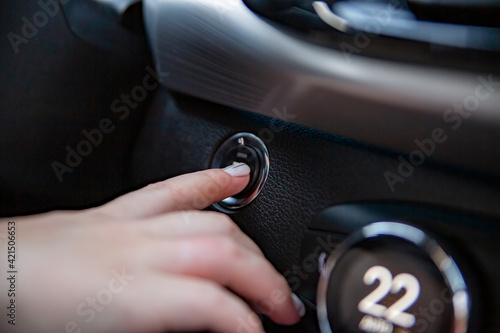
[[130, 91, 500, 331], [0, 0, 152, 215], [1, 1, 499, 332]]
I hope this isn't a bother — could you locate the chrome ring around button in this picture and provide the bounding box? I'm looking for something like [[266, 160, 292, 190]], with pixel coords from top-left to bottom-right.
[[211, 133, 270, 212], [317, 222, 470, 333]]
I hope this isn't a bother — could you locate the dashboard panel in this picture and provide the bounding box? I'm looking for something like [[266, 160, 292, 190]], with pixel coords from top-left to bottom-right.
[[138, 4, 500, 329], [1, 0, 499, 332], [130, 90, 500, 332]]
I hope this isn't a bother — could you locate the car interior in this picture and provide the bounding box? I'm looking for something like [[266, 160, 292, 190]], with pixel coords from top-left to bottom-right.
[[1, 0, 499, 332]]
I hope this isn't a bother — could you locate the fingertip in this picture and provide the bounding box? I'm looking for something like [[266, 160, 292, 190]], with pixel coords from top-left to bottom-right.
[[213, 164, 250, 197], [291, 293, 306, 318], [223, 162, 251, 177], [264, 292, 304, 326], [231, 173, 251, 193]]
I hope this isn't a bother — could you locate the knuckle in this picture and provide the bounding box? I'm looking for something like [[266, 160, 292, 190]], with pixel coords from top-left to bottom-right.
[[203, 171, 231, 193], [103, 221, 137, 241], [145, 180, 168, 191], [209, 169, 232, 186], [148, 180, 186, 202], [210, 236, 245, 261]]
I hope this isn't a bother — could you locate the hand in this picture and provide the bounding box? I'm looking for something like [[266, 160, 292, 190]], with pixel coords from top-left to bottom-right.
[[0, 164, 304, 333]]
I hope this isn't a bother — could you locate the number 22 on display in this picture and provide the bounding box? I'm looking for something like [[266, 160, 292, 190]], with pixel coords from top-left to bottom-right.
[[358, 265, 421, 329]]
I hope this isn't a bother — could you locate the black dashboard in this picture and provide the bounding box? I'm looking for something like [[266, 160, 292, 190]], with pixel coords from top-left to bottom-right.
[[1, 0, 499, 332]]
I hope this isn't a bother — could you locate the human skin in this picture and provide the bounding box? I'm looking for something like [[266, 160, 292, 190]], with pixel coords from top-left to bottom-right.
[[0, 167, 302, 333]]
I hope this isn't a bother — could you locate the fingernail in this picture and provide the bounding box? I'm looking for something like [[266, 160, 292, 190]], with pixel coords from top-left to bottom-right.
[[291, 293, 306, 317], [223, 162, 251, 177]]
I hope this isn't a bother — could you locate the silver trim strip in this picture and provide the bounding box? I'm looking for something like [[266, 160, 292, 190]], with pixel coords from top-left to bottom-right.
[[144, 0, 500, 175], [312, 1, 349, 32]]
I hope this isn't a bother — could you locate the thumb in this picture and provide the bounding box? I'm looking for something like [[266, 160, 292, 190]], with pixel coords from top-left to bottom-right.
[[99, 163, 251, 219]]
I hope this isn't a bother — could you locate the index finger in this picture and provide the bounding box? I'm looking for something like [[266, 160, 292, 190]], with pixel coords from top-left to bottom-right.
[[99, 165, 250, 219]]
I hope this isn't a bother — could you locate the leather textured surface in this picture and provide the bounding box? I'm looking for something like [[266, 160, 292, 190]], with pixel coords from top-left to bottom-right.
[[3, 1, 499, 332], [130, 90, 500, 331]]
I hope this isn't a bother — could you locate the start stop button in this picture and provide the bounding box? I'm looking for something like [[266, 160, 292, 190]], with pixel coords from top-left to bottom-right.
[[210, 133, 270, 212], [317, 222, 470, 333]]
